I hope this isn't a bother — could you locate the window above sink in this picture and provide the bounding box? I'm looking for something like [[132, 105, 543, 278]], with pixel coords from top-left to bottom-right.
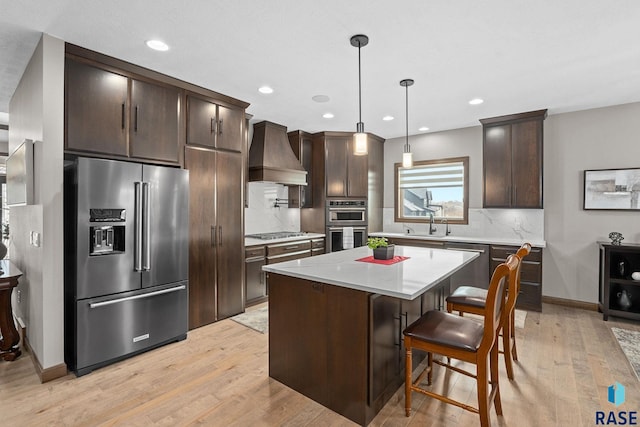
[[394, 156, 469, 225]]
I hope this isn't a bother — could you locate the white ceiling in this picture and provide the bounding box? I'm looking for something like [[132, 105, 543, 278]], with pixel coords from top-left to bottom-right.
[[1, 0, 639, 139]]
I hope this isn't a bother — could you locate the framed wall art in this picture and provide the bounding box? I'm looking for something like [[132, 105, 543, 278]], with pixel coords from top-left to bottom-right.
[[584, 168, 640, 210]]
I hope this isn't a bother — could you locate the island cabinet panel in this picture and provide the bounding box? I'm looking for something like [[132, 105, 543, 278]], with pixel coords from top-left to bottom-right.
[[269, 273, 441, 426], [369, 295, 402, 407], [269, 275, 329, 405]]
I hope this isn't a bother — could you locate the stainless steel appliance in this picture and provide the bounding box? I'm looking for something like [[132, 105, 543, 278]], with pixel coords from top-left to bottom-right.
[[64, 157, 189, 376], [326, 226, 367, 252], [325, 199, 367, 252], [326, 199, 367, 225]]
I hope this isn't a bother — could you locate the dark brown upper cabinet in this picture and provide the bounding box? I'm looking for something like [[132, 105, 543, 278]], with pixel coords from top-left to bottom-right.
[[65, 57, 181, 164], [481, 109, 547, 208], [186, 94, 243, 152], [287, 130, 314, 207], [323, 135, 367, 198]]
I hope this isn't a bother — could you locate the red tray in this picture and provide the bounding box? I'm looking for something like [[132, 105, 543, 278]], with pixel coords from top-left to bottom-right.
[[355, 255, 410, 265]]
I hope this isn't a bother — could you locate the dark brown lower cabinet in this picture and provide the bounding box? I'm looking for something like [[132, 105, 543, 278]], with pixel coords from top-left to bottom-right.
[[269, 274, 446, 425], [490, 245, 543, 311], [185, 146, 244, 329]]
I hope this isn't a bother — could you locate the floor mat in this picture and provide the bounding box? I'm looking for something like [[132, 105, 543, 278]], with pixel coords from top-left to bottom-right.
[[230, 306, 268, 334], [611, 327, 640, 380]]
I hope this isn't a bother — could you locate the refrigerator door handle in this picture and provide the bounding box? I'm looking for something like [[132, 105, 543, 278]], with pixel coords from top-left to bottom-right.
[[134, 182, 143, 271], [142, 181, 151, 271], [89, 285, 187, 308]]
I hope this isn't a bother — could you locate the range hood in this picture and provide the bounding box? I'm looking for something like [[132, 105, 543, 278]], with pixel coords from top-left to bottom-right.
[[249, 120, 307, 186]]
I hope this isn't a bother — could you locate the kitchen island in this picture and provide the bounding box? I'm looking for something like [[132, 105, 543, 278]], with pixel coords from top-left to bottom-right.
[[264, 245, 478, 425]]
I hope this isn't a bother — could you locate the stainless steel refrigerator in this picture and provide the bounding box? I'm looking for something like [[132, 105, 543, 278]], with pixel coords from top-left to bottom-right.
[[64, 157, 189, 376]]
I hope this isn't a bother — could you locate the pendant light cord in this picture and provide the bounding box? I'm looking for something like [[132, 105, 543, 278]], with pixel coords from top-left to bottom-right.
[[405, 83, 409, 152], [358, 41, 362, 124]]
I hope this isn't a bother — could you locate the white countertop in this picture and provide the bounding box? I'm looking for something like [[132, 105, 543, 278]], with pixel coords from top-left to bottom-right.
[[245, 233, 325, 247], [369, 232, 546, 248], [263, 245, 479, 300]]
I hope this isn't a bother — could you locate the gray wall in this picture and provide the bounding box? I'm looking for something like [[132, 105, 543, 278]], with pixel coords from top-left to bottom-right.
[[544, 103, 640, 303], [9, 34, 65, 369], [383, 102, 640, 304]]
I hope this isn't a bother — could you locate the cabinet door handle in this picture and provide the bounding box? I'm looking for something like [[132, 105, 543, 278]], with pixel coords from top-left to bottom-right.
[[134, 105, 139, 132], [121, 103, 125, 129], [211, 117, 215, 133], [218, 226, 223, 247], [211, 225, 217, 247], [218, 119, 223, 135]]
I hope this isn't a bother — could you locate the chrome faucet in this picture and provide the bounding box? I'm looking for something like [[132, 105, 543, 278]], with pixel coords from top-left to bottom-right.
[[442, 218, 451, 236], [428, 212, 437, 235]]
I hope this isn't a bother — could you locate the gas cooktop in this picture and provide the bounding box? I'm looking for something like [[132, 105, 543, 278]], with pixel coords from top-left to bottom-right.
[[245, 231, 308, 240]]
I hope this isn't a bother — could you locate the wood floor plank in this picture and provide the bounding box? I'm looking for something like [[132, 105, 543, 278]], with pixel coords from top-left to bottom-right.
[[2, 303, 640, 426]]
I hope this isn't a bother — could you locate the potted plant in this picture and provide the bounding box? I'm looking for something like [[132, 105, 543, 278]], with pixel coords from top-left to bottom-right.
[[367, 237, 395, 260]]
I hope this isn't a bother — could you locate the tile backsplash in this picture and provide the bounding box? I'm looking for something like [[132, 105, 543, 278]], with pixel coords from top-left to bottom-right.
[[382, 208, 544, 242], [245, 182, 300, 234]]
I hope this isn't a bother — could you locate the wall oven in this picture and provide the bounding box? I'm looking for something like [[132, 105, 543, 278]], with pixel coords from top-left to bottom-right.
[[325, 199, 368, 252], [326, 226, 367, 253], [326, 199, 367, 226]]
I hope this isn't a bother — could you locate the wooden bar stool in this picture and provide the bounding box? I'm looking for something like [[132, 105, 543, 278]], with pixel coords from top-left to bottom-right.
[[403, 255, 519, 427], [446, 242, 531, 380]]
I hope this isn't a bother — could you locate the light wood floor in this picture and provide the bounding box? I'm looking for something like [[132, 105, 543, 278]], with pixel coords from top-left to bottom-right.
[[1, 303, 639, 426]]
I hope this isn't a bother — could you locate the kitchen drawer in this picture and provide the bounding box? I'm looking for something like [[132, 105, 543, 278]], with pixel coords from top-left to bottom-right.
[[490, 245, 542, 262], [311, 238, 325, 249], [267, 251, 311, 264], [267, 240, 312, 257], [312, 248, 325, 256], [74, 282, 188, 374], [245, 246, 266, 258], [491, 259, 541, 283]]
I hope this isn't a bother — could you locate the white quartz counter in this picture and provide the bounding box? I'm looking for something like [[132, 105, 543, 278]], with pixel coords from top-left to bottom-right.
[[369, 232, 546, 248], [263, 245, 479, 300], [245, 233, 325, 247]]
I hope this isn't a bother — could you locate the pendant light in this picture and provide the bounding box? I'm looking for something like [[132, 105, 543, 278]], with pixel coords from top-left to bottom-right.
[[400, 79, 414, 168], [350, 34, 369, 156]]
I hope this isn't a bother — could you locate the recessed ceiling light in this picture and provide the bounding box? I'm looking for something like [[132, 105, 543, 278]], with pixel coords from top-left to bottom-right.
[[323, 113, 334, 119], [468, 98, 484, 105], [146, 40, 169, 51], [258, 86, 274, 94], [418, 126, 429, 132], [312, 95, 330, 103], [382, 115, 394, 121]]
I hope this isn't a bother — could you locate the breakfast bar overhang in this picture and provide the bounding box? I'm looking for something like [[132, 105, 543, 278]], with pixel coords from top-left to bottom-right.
[[264, 245, 479, 425]]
